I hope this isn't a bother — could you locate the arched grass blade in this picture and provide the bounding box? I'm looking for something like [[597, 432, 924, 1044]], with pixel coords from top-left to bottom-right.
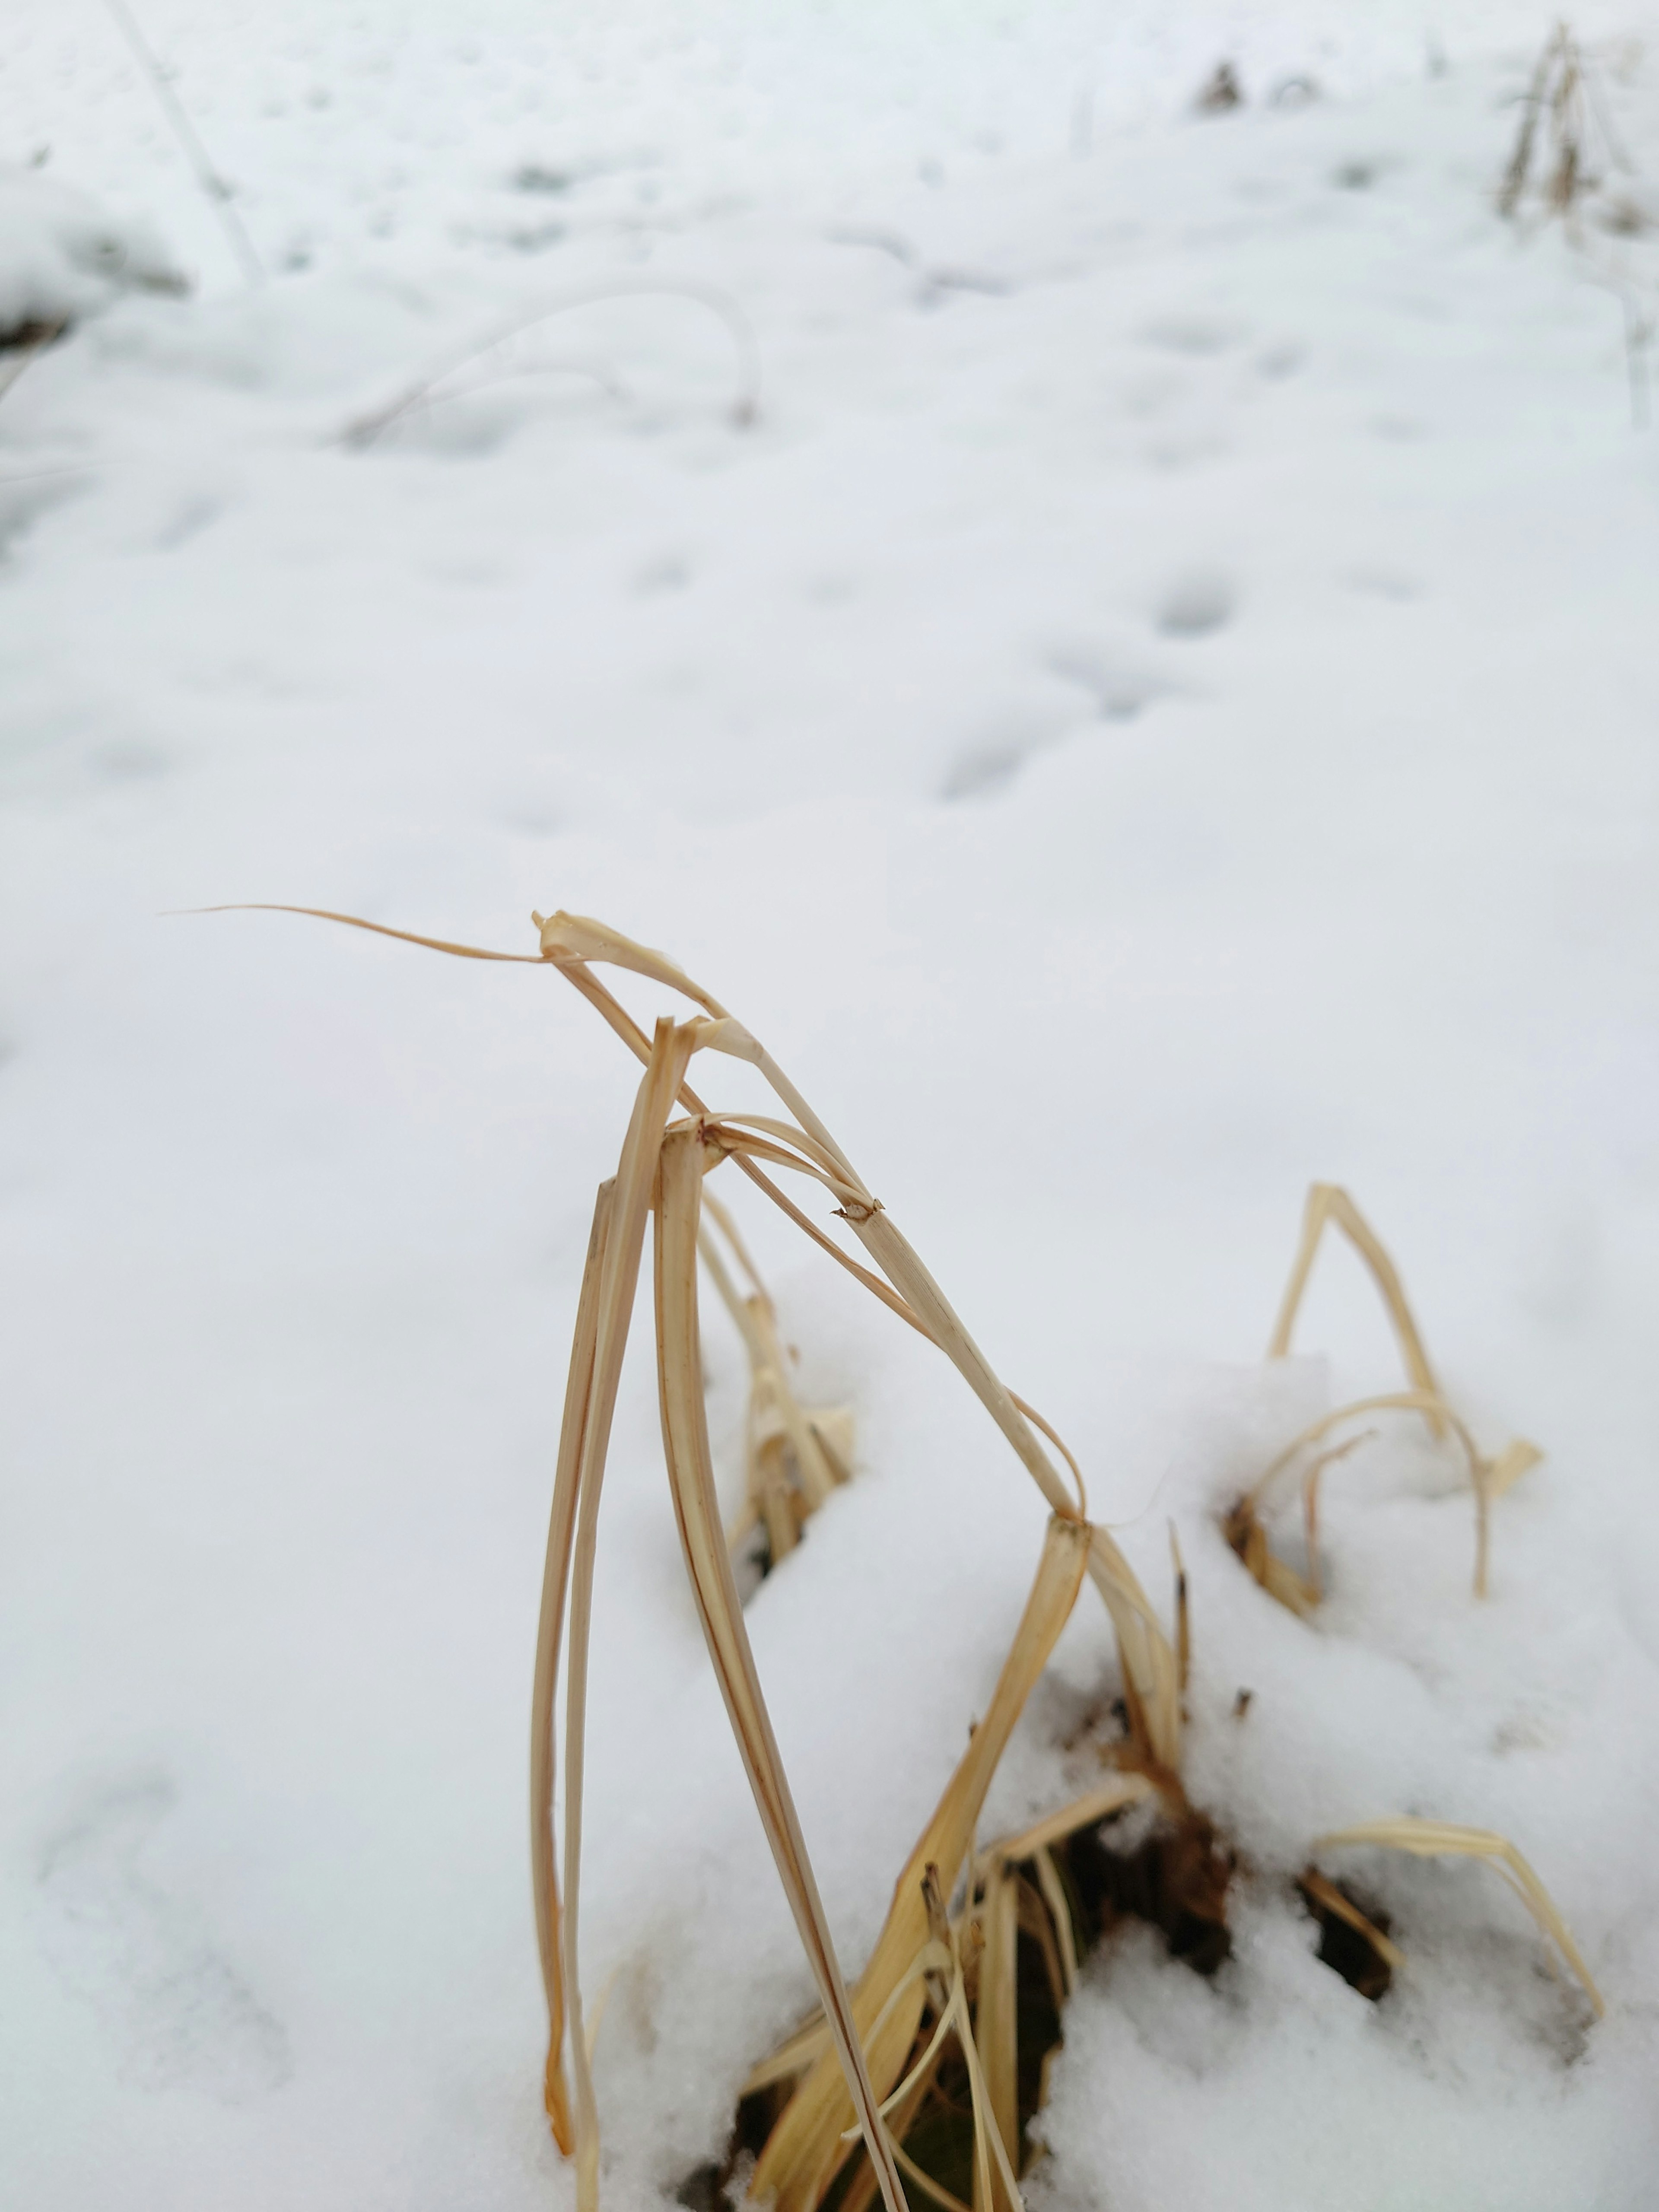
[[1315, 1818, 1603, 2018], [655, 1124, 907, 2212]]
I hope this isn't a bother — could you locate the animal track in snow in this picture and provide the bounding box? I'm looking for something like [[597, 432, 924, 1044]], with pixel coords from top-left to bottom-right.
[[941, 719, 1062, 801], [1141, 311, 1247, 357], [1044, 642, 1166, 721], [1154, 569, 1237, 638], [38, 1771, 291, 2103], [941, 649, 1165, 800]]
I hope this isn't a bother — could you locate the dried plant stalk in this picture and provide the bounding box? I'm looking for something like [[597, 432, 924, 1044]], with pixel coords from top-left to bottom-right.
[[1500, 26, 1569, 217], [972, 1859, 1021, 2212], [1299, 1865, 1407, 1974], [199, 904, 1194, 2198], [530, 1179, 615, 2149], [562, 1020, 701, 2203], [212, 899, 1608, 2212], [1252, 1184, 1542, 1604], [982, 1775, 1156, 1868], [1315, 1818, 1604, 2017], [1087, 1529, 1182, 1770], [657, 1119, 906, 2209], [697, 1189, 852, 1567], [750, 1514, 1090, 2211], [1268, 1183, 1443, 1421]]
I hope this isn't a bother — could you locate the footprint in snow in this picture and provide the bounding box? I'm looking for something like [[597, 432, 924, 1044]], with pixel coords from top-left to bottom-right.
[[942, 653, 1163, 800], [1155, 569, 1237, 638], [1141, 312, 1248, 357], [38, 1770, 291, 2103]]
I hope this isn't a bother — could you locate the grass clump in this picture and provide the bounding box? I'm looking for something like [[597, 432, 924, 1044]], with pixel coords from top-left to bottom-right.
[[211, 903, 1608, 2207], [1231, 1182, 1542, 1605]]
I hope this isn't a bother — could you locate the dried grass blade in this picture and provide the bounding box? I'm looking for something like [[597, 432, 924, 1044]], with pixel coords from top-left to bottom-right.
[[702, 1186, 768, 1299], [1086, 1529, 1182, 1770], [655, 1125, 906, 2212], [950, 1964, 1024, 2212], [1030, 1849, 1077, 1995], [1268, 1185, 1443, 1433], [1316, 1818, 1604, 2017], [187, 901, 548, 962], [971, 1864, 1020, 2211], [530, 1179, 615, 2149], [1487, 1438, 1543, 1501], [532, 917, 868, 1195], [752, 1516, 1090, 2211], [562, 1020, 701, 2207], [534, 909, 728, 1015], [1245, 1392, 1516, 1598], [700, 1122, 869, 1209], [1299, 1866, 1406, 1973], [699, 1211, 845, 1553], [986, 1775, 1156, 1867], [199, 905, 914, 1331], [744, 2029, 830, 2101], [750, 1296, 842, 1511], [851, 1211, 1077, 1521], [1013, 1871, 1068, 2015]]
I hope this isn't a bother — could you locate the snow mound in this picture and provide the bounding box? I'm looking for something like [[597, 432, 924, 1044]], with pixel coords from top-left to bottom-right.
[[0, 167, 186, 344]]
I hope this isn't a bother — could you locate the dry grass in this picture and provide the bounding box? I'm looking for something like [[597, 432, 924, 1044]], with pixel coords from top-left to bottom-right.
[[341, 282, 762, 447], [1314, 1819, 1605, 2019], [697, 1187, 854, 1576], [1236, 1183, 1543, 1604], [1497, 24, 1656, 427], [213, 903, 1608, 2206]]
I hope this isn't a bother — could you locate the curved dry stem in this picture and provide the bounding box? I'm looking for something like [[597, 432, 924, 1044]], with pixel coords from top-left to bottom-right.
[[343, 280, 762, 446], [1268, 1184, 1445, 1437], [1087, 1528, 1182, 1772], [980, 1776, 1157, 1873], [696, 1198, 849, 1561], [529, 1179, 616, 2149], [695, 1121, 869, 1211], [657, 1124, 906, 2212], [561, 1022, 700, 2206], [1316, 1818, 1603, 2018], [1244, 1391, 1513, 1598], [207, 901, 1094, 1538]]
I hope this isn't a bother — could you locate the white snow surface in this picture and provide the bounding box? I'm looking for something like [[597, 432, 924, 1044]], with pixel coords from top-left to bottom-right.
[[0, 164, 185, 342], [3, 4, 1659, 2209]]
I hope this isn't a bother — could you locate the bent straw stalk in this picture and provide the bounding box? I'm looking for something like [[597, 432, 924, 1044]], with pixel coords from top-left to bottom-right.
[[194, 903, 1180, 2199], [1251, 1186, 1542, 1603], [1315, 1818, 1604, 2018], [1268, 1184, 1443, 1422], [1298, 1866, 1407, 1976], [530, 1179, 614, 2149], [697, 1187, 852, 1568], [559, 1020, 702, 2202], [656, 1120, 907, 2209], [210, 901, 1601, 2202]]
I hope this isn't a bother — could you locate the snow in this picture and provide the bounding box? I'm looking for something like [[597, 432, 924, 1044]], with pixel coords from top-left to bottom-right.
[[0, 165, 184, 343], [3, 4, 1658, 2209]]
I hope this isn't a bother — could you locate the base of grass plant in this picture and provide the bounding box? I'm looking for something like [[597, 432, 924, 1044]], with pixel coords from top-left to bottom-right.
[[207, 903, 1607, 2207], [1496, 25, 1657, 428], [690, 1785, 1233, 2212]]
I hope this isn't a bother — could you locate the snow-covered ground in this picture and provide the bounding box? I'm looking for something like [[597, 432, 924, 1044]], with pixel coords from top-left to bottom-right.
[[3, 5, 1659, 2208]]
